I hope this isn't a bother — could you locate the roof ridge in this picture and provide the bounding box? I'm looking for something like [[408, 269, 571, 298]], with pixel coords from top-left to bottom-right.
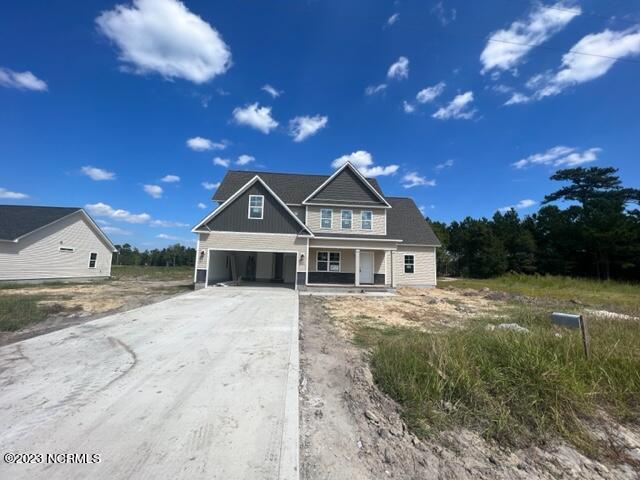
[[0, 204, 81, 210], [226, 170, 330, 178]]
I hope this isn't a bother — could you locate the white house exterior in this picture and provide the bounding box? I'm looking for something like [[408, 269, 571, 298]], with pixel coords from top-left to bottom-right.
[[192, 162, 440, 290], [0, 205, 116, 282]]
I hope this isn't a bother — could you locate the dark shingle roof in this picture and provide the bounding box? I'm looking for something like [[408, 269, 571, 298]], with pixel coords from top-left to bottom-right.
[[0, 205, 81, 241], [386, 197, 441, 246], [213, 170, 383, 204]]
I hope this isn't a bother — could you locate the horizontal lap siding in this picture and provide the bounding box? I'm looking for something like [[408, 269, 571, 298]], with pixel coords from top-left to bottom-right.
[[0, 214, 113, 281], [306, 206, 386, 236], [308, 248, 386, 276], [392, 246, 436, 287], [196, 232, 307, 271]]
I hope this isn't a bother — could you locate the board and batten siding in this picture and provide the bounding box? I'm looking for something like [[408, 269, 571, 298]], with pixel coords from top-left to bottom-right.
[[306, 206, 386, 236], [0, 213, 113, 281], [196, 232, 307, 271], [392, 246, 437, 287]]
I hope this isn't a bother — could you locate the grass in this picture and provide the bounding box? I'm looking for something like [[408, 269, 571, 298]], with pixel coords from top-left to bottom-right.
[[110, 265, 193, 282], [357, 306, 640, 458], [0, 295, 72, 331], [442, 273, 640, 312]]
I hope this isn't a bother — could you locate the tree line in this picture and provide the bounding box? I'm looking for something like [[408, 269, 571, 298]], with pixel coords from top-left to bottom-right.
[[112, 243, 196, 267], [428, 167, 640, 280]]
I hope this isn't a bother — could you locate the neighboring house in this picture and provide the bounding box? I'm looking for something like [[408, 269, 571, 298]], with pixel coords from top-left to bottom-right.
[[0, 205, 116, 282], [192, 162, 440, 289]]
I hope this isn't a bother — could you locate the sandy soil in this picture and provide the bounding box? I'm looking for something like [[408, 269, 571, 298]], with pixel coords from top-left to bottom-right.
[[0, 278, 191, 346], [299, 294, 640, 479], [323, 286, 506, 336]]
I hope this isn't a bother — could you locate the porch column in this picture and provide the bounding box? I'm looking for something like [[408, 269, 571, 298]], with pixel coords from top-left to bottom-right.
[[355, 249, 360, 286], [384, 250, 389, 286]]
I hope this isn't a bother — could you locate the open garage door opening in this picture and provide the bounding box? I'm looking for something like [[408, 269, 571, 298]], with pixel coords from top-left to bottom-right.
[[206, 250, 297, 288]]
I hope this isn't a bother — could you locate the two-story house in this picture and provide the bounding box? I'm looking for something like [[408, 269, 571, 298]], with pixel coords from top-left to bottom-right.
[[192, 162, 440, 290]]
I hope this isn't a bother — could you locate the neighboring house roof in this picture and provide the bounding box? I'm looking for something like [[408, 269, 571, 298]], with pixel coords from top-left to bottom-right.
[[0, 204, 117, 250], [386, 197, 441, 246], [213, 170, 384, 204]]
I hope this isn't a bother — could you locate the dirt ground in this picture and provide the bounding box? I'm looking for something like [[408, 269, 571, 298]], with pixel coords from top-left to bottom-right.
[[299, 290, 640, 479], [0, 277, 191, 346]]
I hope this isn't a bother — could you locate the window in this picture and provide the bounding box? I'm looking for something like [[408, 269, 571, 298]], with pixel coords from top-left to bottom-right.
[[317, 251, 340, 272], [341, 210, 352, 229], [89, 252, 98, 268], [404, 255, 414, 274], [248, 195, 264, 219], [59, 246, 75, 253], [361, 211, 372, 230], [320, 208, 332, 229]]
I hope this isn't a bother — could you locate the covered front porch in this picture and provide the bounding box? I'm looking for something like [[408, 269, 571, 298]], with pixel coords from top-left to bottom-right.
[[306, 240, 397, 287]]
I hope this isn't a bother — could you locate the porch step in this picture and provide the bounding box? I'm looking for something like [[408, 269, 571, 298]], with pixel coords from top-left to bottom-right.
[[300, 285, 395, 294]]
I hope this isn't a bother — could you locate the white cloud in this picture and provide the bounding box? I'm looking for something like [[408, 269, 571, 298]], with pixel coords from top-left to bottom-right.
[[85, 202, 151, 223], [156, 233, 181, 240], [331, 150, 399, 177], [0, 68, 47, 91], [365, 83, 387, 96], [504, 92, 531, 105], [432, 1, 457, 26], [432, 91, 476, 120], [213, 157, 231, 167], [387, 13, 400, 26], [513, 146, 602, 169], [402, 101, 416, 113], [236, 154, 255, 166], [197, 202, 207, 209], [261, 84, 282, 98], [160, 174, 180, 183], [0, 187, 29, 199], [419, 204, 436, 214], [232, 102, 278, 134], [150, 219, 189, 227], [387, 56, 409, 80], [202, 181, 220, 190], [102, 226, 132, 235], [499, 199, 537, 213], [480, 2, 581, 74], [81, 166, 116, 181], [289, 115, 328, 142], [435, 159, 454, 171], [186, 136, 226, 151], [143, 184, 163, 198], [402, 171, 436, 188], [517, 27, 640, 102], [416, 82, 446, 103], [96, 0, 231, 84]]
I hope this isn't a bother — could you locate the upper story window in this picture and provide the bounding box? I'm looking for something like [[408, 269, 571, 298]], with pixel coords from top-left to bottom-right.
[[89, 252, 98, 268], [341, 210, 352, 229], [248, 195, 264, 219], [404, 255, 414, 274], [320, 209, 332, 229], [361, 211, 372, 230]]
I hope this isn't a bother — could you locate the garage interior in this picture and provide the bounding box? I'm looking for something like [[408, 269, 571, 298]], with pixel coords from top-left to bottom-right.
[[207, 250, 297, 287]]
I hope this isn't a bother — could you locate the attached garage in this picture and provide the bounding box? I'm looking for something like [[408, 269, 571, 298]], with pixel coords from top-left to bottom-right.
[[206, 249, 298, 288]]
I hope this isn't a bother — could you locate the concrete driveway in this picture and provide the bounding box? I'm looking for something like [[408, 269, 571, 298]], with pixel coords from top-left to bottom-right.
[[0, 287, 299, 480]]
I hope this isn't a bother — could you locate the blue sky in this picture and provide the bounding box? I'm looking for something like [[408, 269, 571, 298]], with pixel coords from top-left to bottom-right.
[[1, 0, 639, 248]]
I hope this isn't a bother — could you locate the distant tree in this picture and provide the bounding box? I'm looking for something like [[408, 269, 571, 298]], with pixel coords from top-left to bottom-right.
[[544, 167, 640, 279], [448, 217, 508, 278], [112, 243, 195, 267], [492, 209, 537, 274]]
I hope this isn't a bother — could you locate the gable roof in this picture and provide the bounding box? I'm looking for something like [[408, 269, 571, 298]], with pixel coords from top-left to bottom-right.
[[386, 197, 441, 246], [193, 175, 313, 236], [303, 162, 391, 207], [212, 169, 384, 205], [0, 204, 116, 250]]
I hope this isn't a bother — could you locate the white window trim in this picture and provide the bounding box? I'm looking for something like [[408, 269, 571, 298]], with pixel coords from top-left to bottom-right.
[[361, 210, 373, 230], [320, 208, 333, 229], [248, 194, 264, 220], [88, 252, 98, 269], [404, 254, 415, 274], [316, 251, 341, 272], [59, 246, 75, 252], [340, 210, 352, 230]]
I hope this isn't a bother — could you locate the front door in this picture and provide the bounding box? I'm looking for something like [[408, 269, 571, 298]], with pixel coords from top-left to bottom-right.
[[360, 252, 374, 284]]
